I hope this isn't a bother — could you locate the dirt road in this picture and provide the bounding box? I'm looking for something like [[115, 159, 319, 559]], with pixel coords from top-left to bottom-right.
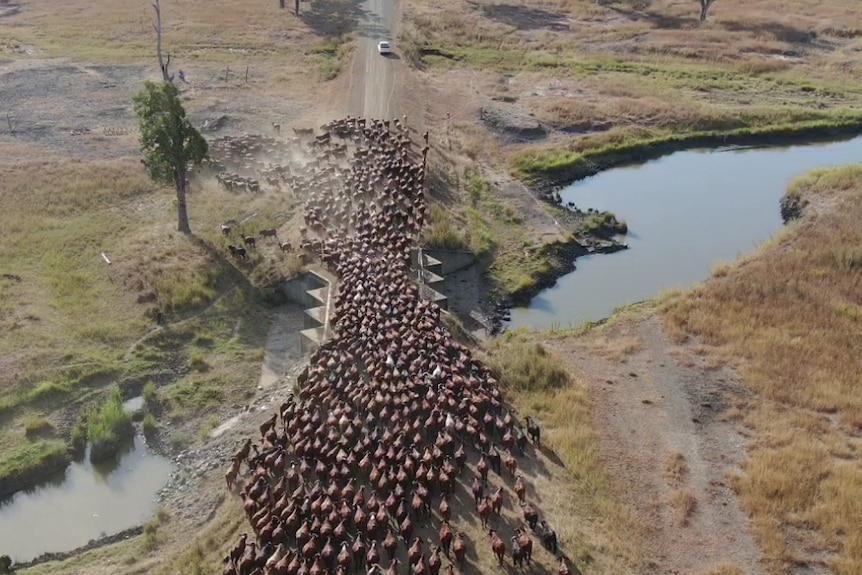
[[346, 0, 398, 119]]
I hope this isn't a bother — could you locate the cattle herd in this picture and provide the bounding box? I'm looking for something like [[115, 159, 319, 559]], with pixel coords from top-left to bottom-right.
[[220, 116, 573, 575]]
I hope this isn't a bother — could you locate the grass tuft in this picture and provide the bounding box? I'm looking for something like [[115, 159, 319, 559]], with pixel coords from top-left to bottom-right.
[[23, 416, 55, 439], [423, 204, 471, 251], [580, 211, 628, 236], [142, 413, 158, 438], [87, 386, 134, 462], [142, 381, 159, 407]]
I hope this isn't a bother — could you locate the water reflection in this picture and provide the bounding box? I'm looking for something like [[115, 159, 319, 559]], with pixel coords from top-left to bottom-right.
[[0, 435, 173, 562]]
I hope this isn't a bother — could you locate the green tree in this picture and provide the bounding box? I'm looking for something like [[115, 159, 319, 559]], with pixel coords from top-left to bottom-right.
[[133, 81, 208, 234], [698, 0, 717, 22]]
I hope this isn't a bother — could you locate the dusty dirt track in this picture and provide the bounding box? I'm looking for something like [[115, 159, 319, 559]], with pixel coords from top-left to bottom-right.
[[547, 315, 768, 575]]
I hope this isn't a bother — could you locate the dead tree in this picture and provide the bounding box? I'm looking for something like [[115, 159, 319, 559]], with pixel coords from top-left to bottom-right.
[[152, 0, 174, 83]]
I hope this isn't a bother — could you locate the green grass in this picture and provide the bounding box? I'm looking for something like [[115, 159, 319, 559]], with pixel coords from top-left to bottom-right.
[[70, 410, 89, 457], [87, 386, 134, 461], [312, 35, 354, 81], [189, 349, 210, 372], [0, 361, 124, 416], [511, 117, 862, 182], [424, 170, 570, 297], [423, 204, 472, 251], [165, 375, 227, 418], [0, 440, 70, 496], [198, 415, 221, 441], [152, 268, 220, 312]]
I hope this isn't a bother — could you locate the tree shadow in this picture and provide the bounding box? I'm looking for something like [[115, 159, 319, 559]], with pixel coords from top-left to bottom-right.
[[612, 8, 695, 30], [719, 19, 818, 44], [298, 0, 365, 38], [425, 164, 459, 206], [474, 2, 570, 32]]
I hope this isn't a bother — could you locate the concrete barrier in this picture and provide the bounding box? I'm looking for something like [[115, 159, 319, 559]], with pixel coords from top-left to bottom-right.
[[280, 271, 327, 308], [414, 248, 477, 275], [281, 269, 334, 355]]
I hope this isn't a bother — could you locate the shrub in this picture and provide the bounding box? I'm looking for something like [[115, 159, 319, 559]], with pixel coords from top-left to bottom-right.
[[142, 518, 160, 552], [70, 410, 89, 457], [199, 415, 220, 441], [580, 211, 628, 236]]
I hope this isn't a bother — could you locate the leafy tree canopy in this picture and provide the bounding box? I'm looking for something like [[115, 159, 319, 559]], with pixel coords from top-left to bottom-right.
[[133, 81, 208, 189]]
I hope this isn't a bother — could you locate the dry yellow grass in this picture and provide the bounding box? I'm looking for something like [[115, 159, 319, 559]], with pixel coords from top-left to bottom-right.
[[697, 565, 744, 575], [480, 333, 648, 572], [669, 488, 697, 527], [664, 452, 695, 526], [0, 0, 355, 82], [582, 335, 642, 361], [662, 164, 862, 574], [664, 451, 689, 488], [401, 0, 862, 170]]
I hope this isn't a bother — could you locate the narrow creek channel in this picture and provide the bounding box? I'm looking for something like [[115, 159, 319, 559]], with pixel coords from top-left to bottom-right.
[[0, 398, 174, 563], [508, 136, 862, 331]]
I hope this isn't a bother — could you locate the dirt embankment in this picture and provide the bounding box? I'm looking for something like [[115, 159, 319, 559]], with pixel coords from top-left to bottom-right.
[[0, 452, 71, 500]]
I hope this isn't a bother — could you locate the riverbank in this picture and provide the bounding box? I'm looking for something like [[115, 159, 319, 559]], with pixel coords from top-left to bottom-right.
[[461, 120, 859, 328], [511, 118, 862, 190]]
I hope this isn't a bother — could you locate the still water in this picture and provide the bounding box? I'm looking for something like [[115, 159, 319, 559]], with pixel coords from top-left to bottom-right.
[[0, 434, 173, 562], [508, 137, 862, 330]]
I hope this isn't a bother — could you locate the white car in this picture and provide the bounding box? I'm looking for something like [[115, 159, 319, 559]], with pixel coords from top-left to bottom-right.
[[377, 41, 392, 55]]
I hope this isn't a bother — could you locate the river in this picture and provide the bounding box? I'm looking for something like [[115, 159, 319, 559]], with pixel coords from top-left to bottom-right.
[[508, 136, 862, 330]]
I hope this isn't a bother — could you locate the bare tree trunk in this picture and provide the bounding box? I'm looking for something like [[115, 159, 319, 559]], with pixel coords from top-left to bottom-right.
[[176, 164, 191, 234], [699, 0, 716, 22], [152, 0, 173, 83]]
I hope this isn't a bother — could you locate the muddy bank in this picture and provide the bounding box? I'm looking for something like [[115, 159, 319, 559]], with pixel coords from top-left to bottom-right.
[[486, 230, 626, 335], [522, 123, 862, 193], [513, 235, 626, 307], [0, 450, 70, 500]]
